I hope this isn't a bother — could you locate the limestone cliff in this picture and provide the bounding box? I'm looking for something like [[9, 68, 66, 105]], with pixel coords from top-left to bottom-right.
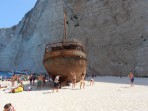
[[0, 0, 148, 76]]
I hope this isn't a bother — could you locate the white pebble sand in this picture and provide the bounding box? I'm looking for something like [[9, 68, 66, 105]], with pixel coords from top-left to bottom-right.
[[0, 77, 148, 111]]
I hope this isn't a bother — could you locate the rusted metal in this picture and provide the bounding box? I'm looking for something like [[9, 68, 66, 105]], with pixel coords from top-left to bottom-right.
[[43, 48, 87, 85]]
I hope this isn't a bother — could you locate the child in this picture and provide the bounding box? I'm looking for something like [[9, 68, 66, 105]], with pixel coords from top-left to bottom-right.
[[89, 78, 95, 86], [28, 86, 32, 91]]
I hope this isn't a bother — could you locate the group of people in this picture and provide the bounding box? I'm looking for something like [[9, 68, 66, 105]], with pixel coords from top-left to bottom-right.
[[0, 72, 97, 93], [0, 72, 135, 111], [9, 74, 49, 90], [52, 73, 95, 93]]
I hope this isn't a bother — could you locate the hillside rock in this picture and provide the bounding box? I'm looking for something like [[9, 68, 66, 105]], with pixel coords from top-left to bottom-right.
[[0, 0, 148, 76]]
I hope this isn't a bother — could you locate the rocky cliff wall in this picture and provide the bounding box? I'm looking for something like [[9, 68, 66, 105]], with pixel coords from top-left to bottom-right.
[[0, 0, 148, 76]]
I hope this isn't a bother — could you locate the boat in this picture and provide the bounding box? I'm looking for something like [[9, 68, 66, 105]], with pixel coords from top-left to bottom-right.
[[43, 11, 87, 85]]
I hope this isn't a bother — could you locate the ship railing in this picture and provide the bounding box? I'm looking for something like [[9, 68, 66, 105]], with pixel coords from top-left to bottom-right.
[[45, 41, 85, 52]]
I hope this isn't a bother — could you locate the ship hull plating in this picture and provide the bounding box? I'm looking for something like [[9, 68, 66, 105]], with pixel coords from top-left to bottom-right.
[[43, 50, 86, 85]]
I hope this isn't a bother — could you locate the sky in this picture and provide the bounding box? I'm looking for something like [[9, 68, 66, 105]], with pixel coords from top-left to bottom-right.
[[0, 0, 37, 28]]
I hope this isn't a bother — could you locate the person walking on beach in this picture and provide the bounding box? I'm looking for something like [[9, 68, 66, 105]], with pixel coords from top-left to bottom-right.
[[53, 74, 61, 92], [80, 74, 85, 89], [71, 72, 76, 89], [128, 72, 134, 87]]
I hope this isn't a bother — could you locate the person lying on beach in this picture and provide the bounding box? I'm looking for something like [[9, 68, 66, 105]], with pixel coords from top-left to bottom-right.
[[3, 103, 15, 111], [7, 81, 24, 93], [89, 78, 95, 86], [80, 74, 85, 89]]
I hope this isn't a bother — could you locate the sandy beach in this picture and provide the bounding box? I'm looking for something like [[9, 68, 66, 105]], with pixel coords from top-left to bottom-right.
[[0, 76, 148, 111]]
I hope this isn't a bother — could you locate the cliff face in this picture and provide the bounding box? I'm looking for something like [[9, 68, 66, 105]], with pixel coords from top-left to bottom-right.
[[0, 0, 148, 76]]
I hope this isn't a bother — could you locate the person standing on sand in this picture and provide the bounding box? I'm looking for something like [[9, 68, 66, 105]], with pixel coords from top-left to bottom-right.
[[53, 74, 61, 92], [80, 74, 85, 89], [71, 72, 76, 89], [29, 74, 33, 85], [128, 72, 134, 87], [32, 74, 36, 86], [11, 74, 16, 86], [37, 75, 43, 90], [89, 78, 95, 86], [42, 74, 46, 87]]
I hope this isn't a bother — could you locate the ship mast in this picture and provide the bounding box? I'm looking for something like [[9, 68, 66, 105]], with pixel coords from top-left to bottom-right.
[[63, 11, 67, 43]]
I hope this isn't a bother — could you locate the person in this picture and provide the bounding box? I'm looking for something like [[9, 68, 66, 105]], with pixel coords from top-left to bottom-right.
[[3, 104, 11, 111], [80, 74, 85, 89], [32, 74, 36, 86], [42, 74, 46, 87], [9, 81, 24, 93], [3, 103, 15, 111], [71, 72, 76, 89], [128, 72, 134, 87], [89, 78, 95, 86], [0, 84, 7, 89], [24, 74, 27, 81], [37, 75, 42, 90], [29, 74, 33, 85], [53, 74, 61, 92], [17, 75, 20, 84], [27, 86, 32, 91], [11, 74, 16, 86]]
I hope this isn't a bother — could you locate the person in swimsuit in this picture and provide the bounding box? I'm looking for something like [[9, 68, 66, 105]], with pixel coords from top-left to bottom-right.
[[11, 74, 16, 86], [128, 72, 134, 87], [10, 81, 24, 93], [80, 74, 85, 89], [71, 72, 76, 89], [89, 78, 95, 86]]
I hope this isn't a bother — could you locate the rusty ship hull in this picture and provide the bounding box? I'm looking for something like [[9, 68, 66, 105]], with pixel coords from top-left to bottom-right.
[[43, 49, 86, 85]]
